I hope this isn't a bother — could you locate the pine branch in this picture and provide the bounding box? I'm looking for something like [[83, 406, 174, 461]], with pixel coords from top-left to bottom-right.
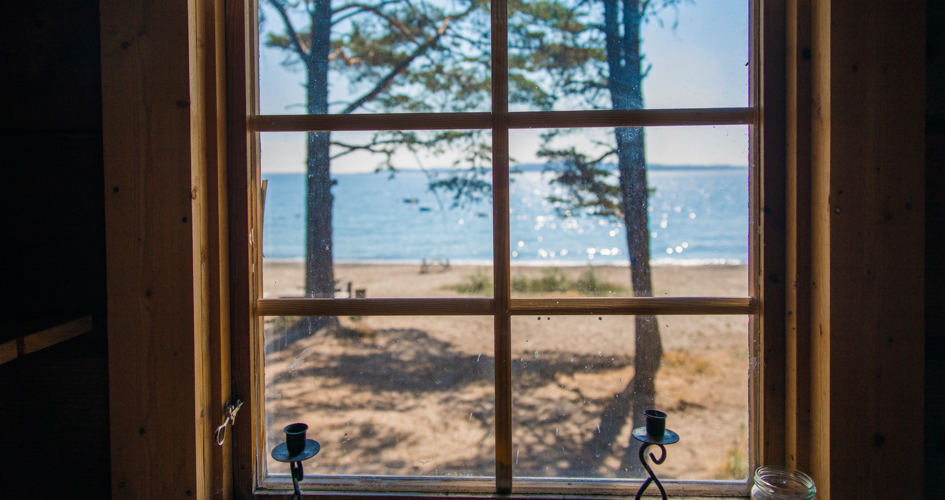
[[267, 0, 311, 61], [340, 3, 477, 115], [332, 0, 401, 15], [331, 3, 416, 41]]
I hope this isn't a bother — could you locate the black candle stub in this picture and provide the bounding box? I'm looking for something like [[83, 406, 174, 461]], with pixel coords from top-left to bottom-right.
[[644, 409, 667, 439], [284, 423, 309, 456]]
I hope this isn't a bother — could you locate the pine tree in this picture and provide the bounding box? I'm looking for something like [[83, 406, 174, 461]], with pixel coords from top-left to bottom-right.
[[262, 0, 494, 303], [510, 0, 689, 473], [263, 0, 690, 473]]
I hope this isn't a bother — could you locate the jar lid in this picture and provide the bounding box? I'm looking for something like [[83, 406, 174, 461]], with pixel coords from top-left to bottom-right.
[[753, 465, 816, 499]]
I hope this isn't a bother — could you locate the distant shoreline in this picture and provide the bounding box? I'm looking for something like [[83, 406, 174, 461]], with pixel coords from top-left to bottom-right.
[[263, 257, 746, 267], [262, 164, 750, 176]]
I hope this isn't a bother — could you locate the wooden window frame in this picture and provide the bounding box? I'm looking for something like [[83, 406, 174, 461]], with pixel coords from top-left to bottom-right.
[[225, 0, 786, 497]]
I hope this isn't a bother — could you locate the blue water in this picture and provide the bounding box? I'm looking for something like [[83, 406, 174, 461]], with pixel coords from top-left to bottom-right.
[[262, 167, 748, 265]]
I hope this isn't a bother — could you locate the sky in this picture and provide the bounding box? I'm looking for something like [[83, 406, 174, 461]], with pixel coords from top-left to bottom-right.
[[258, 0, 750, 173]]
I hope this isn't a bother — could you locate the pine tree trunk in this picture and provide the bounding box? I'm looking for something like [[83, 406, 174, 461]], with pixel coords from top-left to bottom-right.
[[302, 0, 337, 332], [583, 0, 662, 475]]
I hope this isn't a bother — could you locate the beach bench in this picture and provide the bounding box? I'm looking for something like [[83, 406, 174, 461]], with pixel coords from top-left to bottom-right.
[[420, 258, 451, 274], [334, 281, 366, 298]]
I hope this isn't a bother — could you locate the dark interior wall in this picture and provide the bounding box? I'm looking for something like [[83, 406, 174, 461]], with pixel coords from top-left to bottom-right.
[[0, 1, 938, 498], [928, 1, 945, 497], [0, 1, 110, 498]]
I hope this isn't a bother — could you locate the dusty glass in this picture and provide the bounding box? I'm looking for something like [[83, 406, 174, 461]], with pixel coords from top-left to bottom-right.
[[260, 130, 494, 299], [264, 315, 496, 477], [507, 0, 749, 111], [258, 0, 492, 116], [507, 126, 749, 298], [510, 315, 750, 480]]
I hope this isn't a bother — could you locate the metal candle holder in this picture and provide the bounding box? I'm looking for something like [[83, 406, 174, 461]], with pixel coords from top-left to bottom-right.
[[631, 409, 679, 500], [271, 423, 320, 500]]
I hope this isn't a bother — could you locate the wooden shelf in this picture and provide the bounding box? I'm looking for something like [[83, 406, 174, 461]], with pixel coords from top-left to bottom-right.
[[0, 315, 93, 365]]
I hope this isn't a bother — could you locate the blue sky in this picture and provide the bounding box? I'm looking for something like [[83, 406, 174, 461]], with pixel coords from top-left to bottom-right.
[[258, 0, 750, 173]]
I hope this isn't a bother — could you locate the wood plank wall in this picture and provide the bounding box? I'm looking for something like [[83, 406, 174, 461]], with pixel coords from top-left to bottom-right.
[[3, 0, 937, 498], [809, 1, 926, 499], [101, 0, 226, 497], [0, 0, 111, 497]]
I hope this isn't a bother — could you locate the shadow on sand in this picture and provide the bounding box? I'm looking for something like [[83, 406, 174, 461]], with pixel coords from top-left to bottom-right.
[[264, 318, 647, 478]]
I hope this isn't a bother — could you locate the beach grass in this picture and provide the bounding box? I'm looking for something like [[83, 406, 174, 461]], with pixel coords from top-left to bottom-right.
[[448, 266, 626, 297]]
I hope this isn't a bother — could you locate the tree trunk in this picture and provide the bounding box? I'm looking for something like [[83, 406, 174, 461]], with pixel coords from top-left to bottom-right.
[[584, 0, 662, 475], [302, 0, 337, 332]]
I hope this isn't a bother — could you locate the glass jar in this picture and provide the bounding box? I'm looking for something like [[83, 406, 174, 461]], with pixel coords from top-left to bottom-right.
[[751, 466, 817, 500]]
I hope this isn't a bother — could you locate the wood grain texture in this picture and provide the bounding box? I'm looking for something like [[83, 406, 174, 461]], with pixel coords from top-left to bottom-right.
[[810, 1, 926, 498], [491, 0, 512, 490], [227, 0, 259, 496], [511, 297, 756, 316], [20, 315, 94, 355], [201, 0, 233, 496], [249, 108, 752, 132], [508, 108, 754, 129], [256, 297, 754, 317], [251, 112, 490, 131], [257, 298, 495, 317], [808, 0, 831, 492], [191, 1, 216, 497], [757, 0, 787, 470], [101, 0, 214, 496], [251, 480, 743, 499], [785, 0, 812, 473]]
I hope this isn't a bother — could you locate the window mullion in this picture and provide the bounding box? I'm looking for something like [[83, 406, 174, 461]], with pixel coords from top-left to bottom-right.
[[490, 0, 512, 492], [247, 108, 753, 132]]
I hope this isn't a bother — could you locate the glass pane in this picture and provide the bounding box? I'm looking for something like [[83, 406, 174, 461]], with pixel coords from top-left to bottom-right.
[[505, 126, 749, 298], [264, 315, 495, 477], [507, 0, 749, 111], [510, 315, 750, 480], [261, 130, 493, 298], [258, 0, 492, 115]]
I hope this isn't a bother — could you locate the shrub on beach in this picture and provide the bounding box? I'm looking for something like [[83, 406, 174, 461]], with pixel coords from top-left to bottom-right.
[[451, 266, 624, 297], [451, 267, 494, 296]]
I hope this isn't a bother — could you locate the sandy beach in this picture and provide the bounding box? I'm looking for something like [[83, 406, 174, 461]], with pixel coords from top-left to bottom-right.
[[263, 261, 751, 482]]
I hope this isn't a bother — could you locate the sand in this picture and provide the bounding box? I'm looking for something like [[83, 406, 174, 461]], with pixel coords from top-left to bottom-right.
[[262, 261, 751, 483]]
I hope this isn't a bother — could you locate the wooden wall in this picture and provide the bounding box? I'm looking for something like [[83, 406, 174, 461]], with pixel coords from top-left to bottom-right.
[[0, 0, 111, 498], [926, 0, 945, 495], [100, 0, 229, 497], [0, 0, 939, 498], [808, 0, 926, 498]]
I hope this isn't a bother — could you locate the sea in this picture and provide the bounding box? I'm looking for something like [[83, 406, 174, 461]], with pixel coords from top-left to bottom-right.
[[262, 166, 749, 266]]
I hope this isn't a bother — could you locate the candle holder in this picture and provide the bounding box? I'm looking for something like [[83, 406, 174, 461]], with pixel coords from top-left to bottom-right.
[[631, 409, 679, 500], [271, 423, 320, 500]]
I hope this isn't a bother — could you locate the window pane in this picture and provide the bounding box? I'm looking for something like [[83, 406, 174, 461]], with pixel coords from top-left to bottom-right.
[[261, 130, 493, 298], [258, 0, 492, 115], [507, 0, 749, 111], [506, 126, 749, 298], [264, 315, 496, 478], [510, 315, 750, 481]]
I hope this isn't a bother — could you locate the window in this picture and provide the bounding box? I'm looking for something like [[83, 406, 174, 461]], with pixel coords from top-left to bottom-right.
[[231, 0, 777, 496]]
